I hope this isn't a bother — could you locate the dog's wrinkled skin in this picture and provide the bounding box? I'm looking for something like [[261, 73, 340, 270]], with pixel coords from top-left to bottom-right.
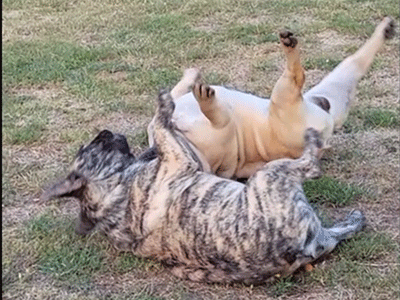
[[147, 17, 395, 179], [42, 92, 365, 284]]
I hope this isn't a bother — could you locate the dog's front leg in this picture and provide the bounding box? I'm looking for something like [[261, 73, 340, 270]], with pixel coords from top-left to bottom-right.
[[270, 31, 305, 107], [193, 83, 232, 129], [170, 68, 201, 100], [153, 91, 202, 170]]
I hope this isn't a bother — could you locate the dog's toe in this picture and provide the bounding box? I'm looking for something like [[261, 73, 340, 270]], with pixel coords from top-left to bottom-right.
[[279, 30, 293, 39], [194, 83, 215, 102], [206, 86, 215, 98]]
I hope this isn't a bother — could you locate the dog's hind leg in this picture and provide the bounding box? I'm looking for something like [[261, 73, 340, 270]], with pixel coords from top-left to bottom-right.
[[248, 128, 323, 193], [304, 210, 366, 260], [192, 83, 232, 128], [171, 68, 201, 100], [270, 31, 305, 107], [297, 131, 365, 261], [284, 210, 365, 275], [304, 17, 395, 128]]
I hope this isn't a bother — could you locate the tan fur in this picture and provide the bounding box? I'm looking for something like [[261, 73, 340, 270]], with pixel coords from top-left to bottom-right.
[[147, 17, 395, 178]]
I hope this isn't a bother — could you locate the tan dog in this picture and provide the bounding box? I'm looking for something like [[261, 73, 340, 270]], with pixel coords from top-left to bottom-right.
[[148, 17, 395, 179]]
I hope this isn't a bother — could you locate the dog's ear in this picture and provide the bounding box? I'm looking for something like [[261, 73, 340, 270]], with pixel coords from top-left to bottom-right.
[[41, 172, 86, 202]]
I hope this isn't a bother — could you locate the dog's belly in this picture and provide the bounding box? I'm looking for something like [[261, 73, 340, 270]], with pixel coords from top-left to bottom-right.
[[173, 87, 271, 177], [172, 86, 333, 177]]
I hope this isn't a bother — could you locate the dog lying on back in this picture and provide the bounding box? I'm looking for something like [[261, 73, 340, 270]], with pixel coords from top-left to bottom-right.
[[147, 17, 395, 179], [42, 91, 365, 284]]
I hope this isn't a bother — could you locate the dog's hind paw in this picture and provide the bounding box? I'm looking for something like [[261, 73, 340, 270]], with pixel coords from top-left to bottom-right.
[[279, 31, 298, 48], [383, 17, 395, 40]]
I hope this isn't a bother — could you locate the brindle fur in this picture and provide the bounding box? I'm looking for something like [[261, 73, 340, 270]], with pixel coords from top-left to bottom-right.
[[42, 93, 365, 284]]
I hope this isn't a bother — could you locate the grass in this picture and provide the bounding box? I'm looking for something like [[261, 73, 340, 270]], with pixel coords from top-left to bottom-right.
[[303, 176, 365, 207], [343, 107, 400, 133], [2, 0, 399, 299], [227, 24, 279, 45], [28, 216, 106, 282], [2, 41, 111, 86], [270, 276, 299, 297], [3, 210, 161, 290], [115, 253, 161, 274], [303, 57, 342, 71], [336, 231, 399, 261], [303, 231, 399, 299], [2, 93, 49, 145]]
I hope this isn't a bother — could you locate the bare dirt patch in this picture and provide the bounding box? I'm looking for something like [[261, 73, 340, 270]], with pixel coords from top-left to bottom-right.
[[97, 70, 129, 82], [90, 111, 149, 134], [314, 30, 364, 52], [193, 17, 222, 33], [9, 83, 64, 98]]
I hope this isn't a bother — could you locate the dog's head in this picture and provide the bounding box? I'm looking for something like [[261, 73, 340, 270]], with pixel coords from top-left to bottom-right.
[[41, 130, 137, 235]]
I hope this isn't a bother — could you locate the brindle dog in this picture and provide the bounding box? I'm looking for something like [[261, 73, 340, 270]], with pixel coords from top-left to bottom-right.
[[42, 91, 365, 284]]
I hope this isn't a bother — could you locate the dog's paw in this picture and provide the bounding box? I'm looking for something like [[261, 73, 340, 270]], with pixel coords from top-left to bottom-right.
[[279, 31, 298, 48], [193, 83, 215, 103], [382, 17, 395, 40], [346, 209, 367, 231], [183, 68, 201, 84]]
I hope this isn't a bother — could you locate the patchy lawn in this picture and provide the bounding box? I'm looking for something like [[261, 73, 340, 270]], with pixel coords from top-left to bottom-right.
[[3, 0, 399, 299]]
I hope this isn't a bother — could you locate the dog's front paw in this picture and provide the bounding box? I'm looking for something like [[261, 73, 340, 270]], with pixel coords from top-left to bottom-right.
[[183, 68, 201, 84], [279, 31, 298, 48], [193, 83, 215, 103]]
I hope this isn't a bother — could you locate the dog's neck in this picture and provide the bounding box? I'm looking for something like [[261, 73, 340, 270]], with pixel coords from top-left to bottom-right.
[[83, 161, 147, 250]]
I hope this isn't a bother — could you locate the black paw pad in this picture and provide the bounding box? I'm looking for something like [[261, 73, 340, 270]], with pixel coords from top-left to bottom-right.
[[279, 30, 293, 39], [280, 31, 297, 48], [384, 19, 395, 40]]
